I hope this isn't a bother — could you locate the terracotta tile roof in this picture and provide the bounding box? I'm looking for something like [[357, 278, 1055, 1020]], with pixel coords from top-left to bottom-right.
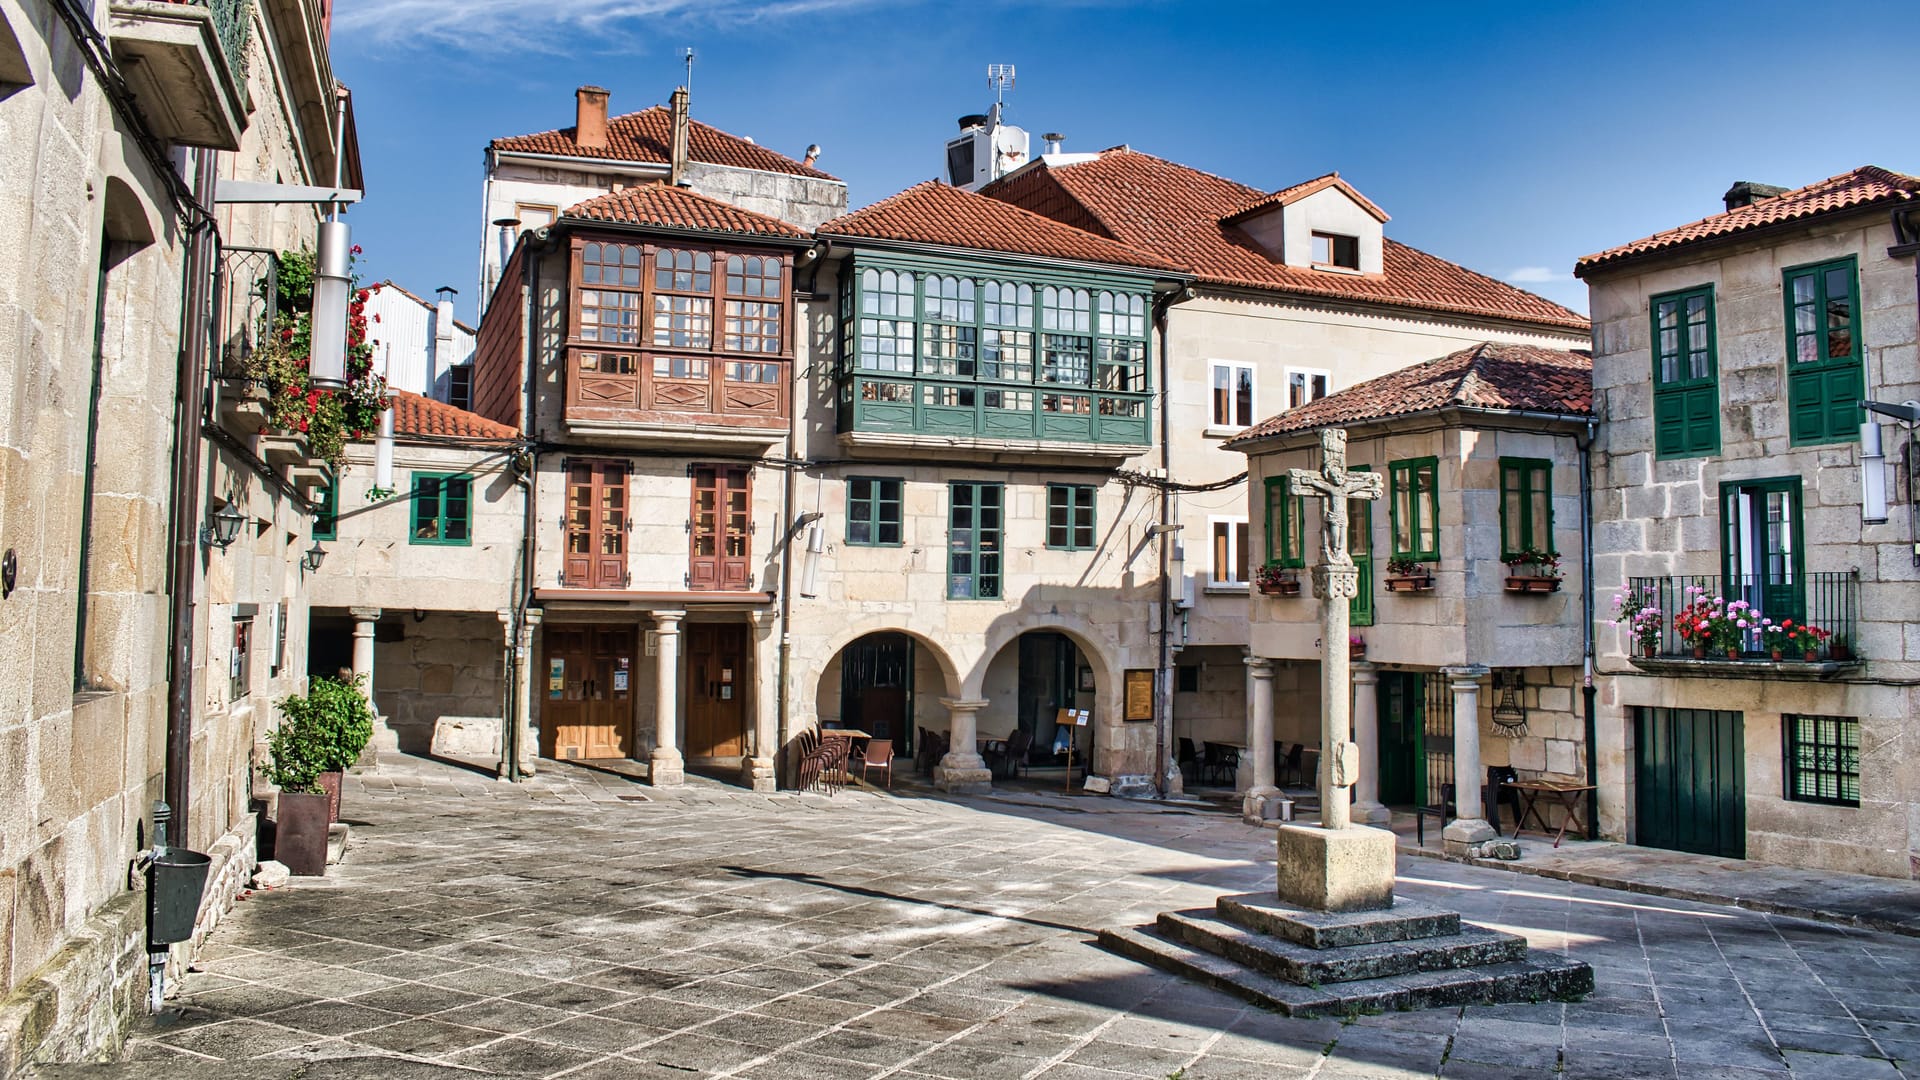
[[387, 389, 519, 440], [561, 184, 808, 240], [816, 181, 1183, 273], [1226, 342, 1592, 447], [1220, 172, 1390, 226], [490, 105, 838, 182], [983, 150, 1588, 332], [1576, 166, 1920, 274]]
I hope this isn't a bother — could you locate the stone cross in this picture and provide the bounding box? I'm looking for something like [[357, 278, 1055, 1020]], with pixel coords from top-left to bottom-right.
[[1286, 428, 1384, 831]]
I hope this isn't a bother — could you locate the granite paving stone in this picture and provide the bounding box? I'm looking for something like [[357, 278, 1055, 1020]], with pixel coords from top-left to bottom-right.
[[81, 754, 1920, 1079]]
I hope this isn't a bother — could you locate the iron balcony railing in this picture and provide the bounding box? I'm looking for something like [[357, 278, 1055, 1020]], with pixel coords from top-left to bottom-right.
[[1627, 572, 1861, 661]]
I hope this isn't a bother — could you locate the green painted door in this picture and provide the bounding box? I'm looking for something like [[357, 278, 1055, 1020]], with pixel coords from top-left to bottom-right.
[[1377, 672, 1423, 805], [1634, 707, 1746, 858]]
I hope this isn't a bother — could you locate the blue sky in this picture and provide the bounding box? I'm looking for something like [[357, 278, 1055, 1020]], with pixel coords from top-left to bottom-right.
[[332, 0, 1919, 322]]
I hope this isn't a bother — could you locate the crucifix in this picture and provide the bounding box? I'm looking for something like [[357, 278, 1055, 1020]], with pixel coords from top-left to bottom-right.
[[1286, 428, 1384, 832]]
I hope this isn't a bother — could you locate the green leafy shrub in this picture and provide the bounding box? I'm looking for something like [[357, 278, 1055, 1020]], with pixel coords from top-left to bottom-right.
[[278, 674, 375, 773]]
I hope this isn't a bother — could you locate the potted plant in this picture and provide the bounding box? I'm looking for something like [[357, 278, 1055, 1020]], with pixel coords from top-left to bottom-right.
[[1718, 599, 1756, 659], [1348, 634, 1366, 662], [261, 713, 331, 876], [1828, 633, 1853, 662], [1613, 586, 1663, 657], [1673, 586, 1717, 658], [1784, 622, 1829, 661], [279, 674, 375, 824], [1384, 556, 1433, 592], [239, 248, 391, 471], [1503, 548, 1563, 593], [1759, 619, 1790, 661], [1253, 562, 1301, 596]]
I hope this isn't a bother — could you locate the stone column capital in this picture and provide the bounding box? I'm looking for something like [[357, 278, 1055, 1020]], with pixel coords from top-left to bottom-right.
[[652, 609, 686, 631], [1350, 661, 1379, 685], [349, 607, 383, 622], [939, 697, 990, 714], [1441, 663, 1490, 687], [1244, 656, 1275, 679]]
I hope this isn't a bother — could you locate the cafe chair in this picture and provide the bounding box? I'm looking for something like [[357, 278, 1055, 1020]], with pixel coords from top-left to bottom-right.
[[1177, 737, 1198, 784], [1279, 743, 1306, 788], [984, 729, 1032, 779], [859, 739, 895, 789]]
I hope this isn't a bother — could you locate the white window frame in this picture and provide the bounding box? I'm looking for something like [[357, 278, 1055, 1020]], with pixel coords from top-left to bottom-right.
[[1206, 515, 1250, 591], [1207, 361, 1256, 436], [1285, 366, 1330, 411]]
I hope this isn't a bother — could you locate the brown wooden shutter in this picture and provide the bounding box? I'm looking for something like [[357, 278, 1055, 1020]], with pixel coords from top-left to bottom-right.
[[689, 465, 752, 591], [564, 463, 594, 587], [566, 461, 629, 589]]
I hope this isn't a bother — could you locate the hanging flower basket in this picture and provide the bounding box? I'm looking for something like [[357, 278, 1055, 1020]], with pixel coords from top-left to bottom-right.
[[1253, 563, 1301, 596], [1504, 575, 1562, 594]]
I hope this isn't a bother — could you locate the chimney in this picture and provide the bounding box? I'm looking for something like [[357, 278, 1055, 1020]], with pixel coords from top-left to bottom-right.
[[669, 86, 691, 186], [1722, 180, 1788, 213], [575, 85, 610, 150], [802, 144, 820, 168], [430, 286, 457, 396], [1043, 132, 1065, 156]]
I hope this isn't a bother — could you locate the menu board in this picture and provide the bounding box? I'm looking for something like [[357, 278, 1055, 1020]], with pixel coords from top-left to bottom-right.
[[1124, 669, 1154, 721]]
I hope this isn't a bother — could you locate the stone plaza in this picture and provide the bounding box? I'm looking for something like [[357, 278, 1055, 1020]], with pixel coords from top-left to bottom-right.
[[33, 755, 1920, 1080]]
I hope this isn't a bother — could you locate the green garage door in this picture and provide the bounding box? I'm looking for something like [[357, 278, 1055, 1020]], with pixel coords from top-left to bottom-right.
[[1634, 707, 1745, 858]]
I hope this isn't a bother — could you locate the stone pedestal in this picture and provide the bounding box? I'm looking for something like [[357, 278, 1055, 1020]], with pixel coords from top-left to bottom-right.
[[934, 697, 993, 793], [743, 612, 778, 792], [649, 610, 686, 787], [1350, 662, 1389, 824], [1272, 823, 1396, 913]]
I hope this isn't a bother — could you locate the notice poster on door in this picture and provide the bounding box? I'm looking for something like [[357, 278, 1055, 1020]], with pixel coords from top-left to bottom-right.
[[548, 658, 564, 698], [613, 657, 629, 693], [1074, 709, 1091, 727]]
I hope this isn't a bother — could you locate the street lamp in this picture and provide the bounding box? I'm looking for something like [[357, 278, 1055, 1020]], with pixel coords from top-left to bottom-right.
[[1859, 399, 1920, 527], [205, 504, 245, 549], [303, 542, 327, 573], [308, 219, 352, 389]]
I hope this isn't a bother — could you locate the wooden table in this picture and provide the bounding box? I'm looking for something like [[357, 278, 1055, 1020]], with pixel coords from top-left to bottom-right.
[[1503, 780, 1597, 847]]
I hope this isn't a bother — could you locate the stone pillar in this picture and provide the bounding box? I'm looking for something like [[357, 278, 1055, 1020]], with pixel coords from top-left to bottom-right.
[[350, 607, 396, 754], [933, 697, 993, 793], [741, 612, 778, 792], [1350, 662, 1388, 823], [1241, 657, 1278, 823], [1442, 664, 1494, 855], [498, 608, 541, 778], [649, 610, 686, 786]]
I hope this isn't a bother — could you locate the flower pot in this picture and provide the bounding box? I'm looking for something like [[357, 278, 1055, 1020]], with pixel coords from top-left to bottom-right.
[[1803, 650, 1819, 662], [1386, 575, 1433, 593], [1770, 649, 1784, 661], [1831, 644, 1853, 661], [1691, 646, 1706, 659], [274, 791, 331, 877], [1726, 648, 1741, 660], [1257, 579, 1300, 597], [1349, 645, 1366, 662], [318, 769, 344, 824]]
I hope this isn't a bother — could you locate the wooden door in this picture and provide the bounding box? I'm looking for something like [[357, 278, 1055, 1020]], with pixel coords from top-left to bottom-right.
[[685, 624, 747, 758], [565, 461, 628, 589], [540, 626, 636, 760], [1635, 707, 1745, 858], [690, 465, 752, 590], [1377, 672, 1421, 806]]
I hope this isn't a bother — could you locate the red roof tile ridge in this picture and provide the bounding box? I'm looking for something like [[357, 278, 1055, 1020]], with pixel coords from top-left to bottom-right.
[[559, 183, 807, 238], [385, 389, 519, 441], [491, 104, 839, 181], [1578, 165, 1920, 271], [1055, 146, 1266, 201], [1387, 238, 1589, 326], [818, 180, 1183, 272], [1220, 171, 1391, 225]]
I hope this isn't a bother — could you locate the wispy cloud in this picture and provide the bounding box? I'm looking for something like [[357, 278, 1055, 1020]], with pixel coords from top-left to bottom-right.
[[335, 0, 893, 49], [1505, 266, 1570, 285]]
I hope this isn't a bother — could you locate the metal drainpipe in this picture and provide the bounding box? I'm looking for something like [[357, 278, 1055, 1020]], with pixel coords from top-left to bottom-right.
[[778, 245, 825, 789], [163, 152, 221, 843], [1154, 295, 1175, 797], [1579, 417, 1599, 838], [512, 238, 547, 780]]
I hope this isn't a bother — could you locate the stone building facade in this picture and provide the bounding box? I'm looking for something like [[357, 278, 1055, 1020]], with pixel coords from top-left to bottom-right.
[[1578, 168, 1920, 877], [984, 153, 1590, 790], [0, 0, 359, 1069], [1231, 344, 1595, 848]]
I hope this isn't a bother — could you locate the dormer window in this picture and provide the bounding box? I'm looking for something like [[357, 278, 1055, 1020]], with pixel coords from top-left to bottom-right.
[[1312, 232, 1360, 270]]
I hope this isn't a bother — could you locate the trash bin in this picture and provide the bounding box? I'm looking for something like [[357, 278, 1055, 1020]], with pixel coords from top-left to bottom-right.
[[147, 848, 212, 946]]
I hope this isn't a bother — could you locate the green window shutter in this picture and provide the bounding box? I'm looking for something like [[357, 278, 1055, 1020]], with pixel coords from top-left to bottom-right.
[[313, 484, 337, 541], [1389, 458, 1439, 561], [1650, 285, 1719, 458], [1783, 257, 1863, 446], [1498, 458, 1552, 559], [1349, 465, 1374, 626], [1263, 477, 1304, 568]]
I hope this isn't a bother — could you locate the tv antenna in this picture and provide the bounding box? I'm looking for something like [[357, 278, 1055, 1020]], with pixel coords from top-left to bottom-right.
[[986, 64, 1015, 106], [683, 47, 695, 92]]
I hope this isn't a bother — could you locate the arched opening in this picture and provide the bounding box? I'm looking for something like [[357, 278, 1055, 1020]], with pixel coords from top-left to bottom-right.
[[814, 631, 955, 767], [976, 631, 1097, 783]]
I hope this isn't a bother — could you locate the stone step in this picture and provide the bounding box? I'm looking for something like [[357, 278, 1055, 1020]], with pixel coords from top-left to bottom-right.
[[1216, 892, 1460, 949], [1157, 909, 1529, 985], [1098, 926, 1593, 1018]]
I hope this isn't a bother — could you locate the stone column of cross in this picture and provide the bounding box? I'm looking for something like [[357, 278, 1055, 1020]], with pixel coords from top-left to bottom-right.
[[1285, 429, 1384, 832]]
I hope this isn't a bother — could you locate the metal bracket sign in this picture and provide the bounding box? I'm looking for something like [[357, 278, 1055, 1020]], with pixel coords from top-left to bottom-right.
[[215, 179, 363, 205]]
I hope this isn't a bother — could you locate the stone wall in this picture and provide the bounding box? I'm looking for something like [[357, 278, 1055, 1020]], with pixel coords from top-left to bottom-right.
[[1585, 210, 1920, 876], [371, 613, 506, 755]]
